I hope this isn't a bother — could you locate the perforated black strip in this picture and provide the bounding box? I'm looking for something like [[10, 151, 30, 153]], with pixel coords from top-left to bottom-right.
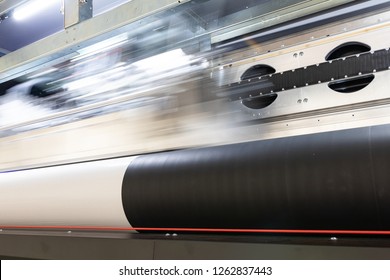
[[222, 48, 390, 101]]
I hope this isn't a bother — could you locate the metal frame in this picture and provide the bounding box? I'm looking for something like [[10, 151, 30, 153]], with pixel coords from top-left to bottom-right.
[[1, 230, 390, 259], [1, 4, 390, 172], [0, 0, 356, 84], [0, 0, 190, 83], [213, 8, 390, 67], [214, 21, 390, 119], [210, 0, 355, 44]]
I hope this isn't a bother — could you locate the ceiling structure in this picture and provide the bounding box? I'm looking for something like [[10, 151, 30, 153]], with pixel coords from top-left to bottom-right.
[[1, 0, 387, 55], [0, 0, 130, 54]]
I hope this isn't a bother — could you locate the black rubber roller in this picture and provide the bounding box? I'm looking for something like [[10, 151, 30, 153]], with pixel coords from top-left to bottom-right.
[[122, 124, 390, 231]]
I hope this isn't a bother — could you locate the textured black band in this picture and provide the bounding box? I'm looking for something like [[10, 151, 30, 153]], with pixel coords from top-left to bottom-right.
[[122, 124, 390, 231]]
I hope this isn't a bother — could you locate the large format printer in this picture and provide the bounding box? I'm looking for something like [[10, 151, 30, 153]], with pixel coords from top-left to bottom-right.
[[1, 0, 390, 259]]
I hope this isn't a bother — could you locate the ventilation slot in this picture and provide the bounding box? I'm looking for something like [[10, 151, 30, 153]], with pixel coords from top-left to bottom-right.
[[242, 93, 277, 109], [326, 42, 374, 93], [241, 64, 275, 80], [328, 75, 374, 93], [326, 42, 371, 61]]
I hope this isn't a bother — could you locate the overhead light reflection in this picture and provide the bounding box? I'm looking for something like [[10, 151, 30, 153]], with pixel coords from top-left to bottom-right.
[[133, 49, 192, 73], [13, 0, 59, 21]]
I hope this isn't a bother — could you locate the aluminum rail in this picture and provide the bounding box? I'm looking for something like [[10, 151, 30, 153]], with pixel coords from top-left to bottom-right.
[[0, 0, 190, 83]]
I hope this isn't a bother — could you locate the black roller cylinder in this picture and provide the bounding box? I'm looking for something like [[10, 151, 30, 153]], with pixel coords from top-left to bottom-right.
[[122, 124, 390, 231]]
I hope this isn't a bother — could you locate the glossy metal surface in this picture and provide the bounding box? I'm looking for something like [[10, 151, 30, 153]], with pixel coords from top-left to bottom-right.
[[1, 2, 390, 261], [64, 0, 93, 28], [0, 0, 354, 83], [0, 1, 389, 172]]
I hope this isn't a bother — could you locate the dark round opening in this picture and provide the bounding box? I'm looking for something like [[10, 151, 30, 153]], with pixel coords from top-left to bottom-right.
[[328, 74, 374, 93], [242, 93, 277, 109], [241, 64, 276, 80], [325, 42, 371, 61]]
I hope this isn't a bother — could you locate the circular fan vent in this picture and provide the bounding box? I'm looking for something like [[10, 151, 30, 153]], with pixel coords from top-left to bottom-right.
[[326, 42, 370, 61], [241, 64, 276, 80], [242, 93, 277, 110], [326, 42, 373, 93]]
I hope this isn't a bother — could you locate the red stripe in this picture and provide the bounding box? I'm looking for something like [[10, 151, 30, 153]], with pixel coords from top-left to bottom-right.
[[1, 225, 390, 235]]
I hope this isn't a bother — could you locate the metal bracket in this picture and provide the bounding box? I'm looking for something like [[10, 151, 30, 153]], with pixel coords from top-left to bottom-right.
[[64, 0, 93, 28]]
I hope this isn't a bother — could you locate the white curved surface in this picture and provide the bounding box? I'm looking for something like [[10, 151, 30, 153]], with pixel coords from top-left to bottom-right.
[[0, 157, 135, 227]]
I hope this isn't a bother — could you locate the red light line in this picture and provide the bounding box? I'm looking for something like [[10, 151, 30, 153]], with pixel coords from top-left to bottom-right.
[[1, 225, 390, 235]]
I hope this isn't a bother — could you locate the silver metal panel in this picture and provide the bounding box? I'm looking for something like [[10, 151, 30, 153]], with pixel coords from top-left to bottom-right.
[[210, 0, 355, 44], [213, 9, 390, 70], [215, 23, 390, 120], [64, 0, 93, 28], [3, 95, 390, 172], [1, 2, 390, 172], [1, 10, 390, 171], [218, 24, 390, 82], [214, 9, 390, 66]]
